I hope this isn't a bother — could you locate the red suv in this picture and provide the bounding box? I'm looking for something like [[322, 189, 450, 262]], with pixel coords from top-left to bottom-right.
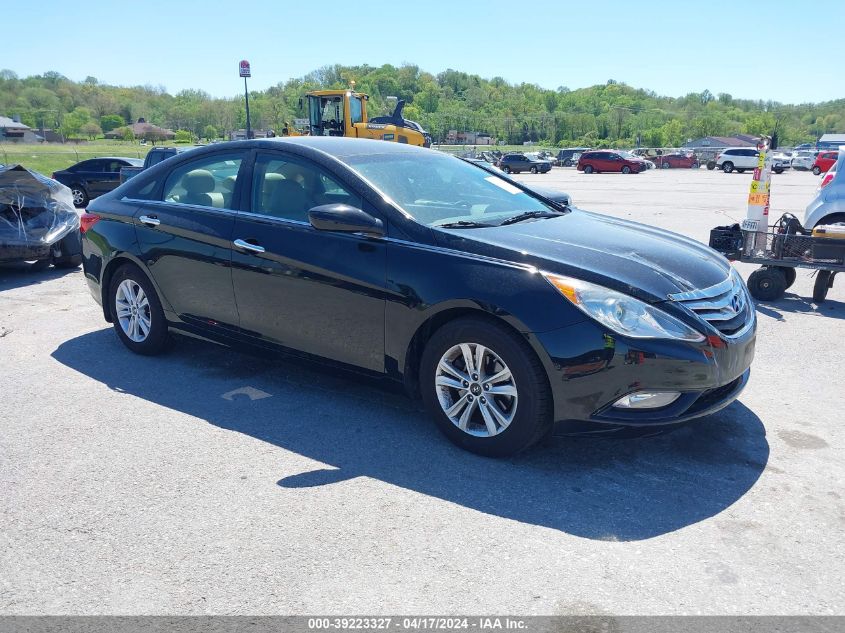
[[812, 151, 839, 175], [657, 152, 699, 169], [577, 150, 648, 174]]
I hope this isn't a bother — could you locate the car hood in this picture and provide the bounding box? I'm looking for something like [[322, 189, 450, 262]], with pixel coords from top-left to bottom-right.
[[435, 210, 731, 302]]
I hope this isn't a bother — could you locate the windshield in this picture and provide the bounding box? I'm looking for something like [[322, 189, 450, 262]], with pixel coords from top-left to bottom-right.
[[344, 151, 557, 227], [617, 151, 635, 158]]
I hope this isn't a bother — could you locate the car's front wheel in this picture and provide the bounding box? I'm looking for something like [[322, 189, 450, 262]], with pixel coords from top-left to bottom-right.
[[722, 162, 734, 173], [583, 165, 594, 174], [109, 264, 170, 355], [622, 165, 631, 174], [420, 317, 552, 457], [502, 166, 511, 174]]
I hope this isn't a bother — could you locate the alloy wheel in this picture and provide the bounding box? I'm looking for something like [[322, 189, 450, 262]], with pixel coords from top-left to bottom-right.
[[115, 279, 152, 343], [434, 342, 518, 437]]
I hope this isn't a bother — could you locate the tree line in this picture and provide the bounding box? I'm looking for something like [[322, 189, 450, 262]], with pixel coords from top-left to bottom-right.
[[1, 65, 843, 147]]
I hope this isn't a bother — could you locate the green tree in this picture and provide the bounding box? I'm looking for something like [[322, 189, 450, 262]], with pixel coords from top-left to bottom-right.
[[203, 124, 218, 140], [80, 122, 102, 139], [175, 129, 194, 143], [100, 114, 124, 132]]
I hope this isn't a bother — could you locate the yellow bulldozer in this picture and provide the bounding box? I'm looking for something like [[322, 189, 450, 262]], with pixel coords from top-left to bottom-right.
[[281, 86, 431, 147]]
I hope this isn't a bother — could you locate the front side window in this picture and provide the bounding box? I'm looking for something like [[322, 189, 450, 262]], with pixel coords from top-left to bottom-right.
[[343, 150, 556, 227], [349, 96, 363, 124], [250, 153, 362, 222], [162, 153, 243, 209]]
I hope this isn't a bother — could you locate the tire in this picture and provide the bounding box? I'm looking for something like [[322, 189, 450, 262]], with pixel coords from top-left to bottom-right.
[[706, 160, 716, 170], [722, 162, 734, 173], [563, 159, 572, 167], [747, 267, 787, 301], [108, 263, 170, 355], [71, 185, 89, 208], [813, 270, 834, 303], [52, 230, 83, 268], [502, 166, 511, 174], [812, 166, 822, 176], [662, 161, 670, 169], [584, 165, 594, 174], [621, 165, 631, 174], [736, 169, 745, 174], [420, 317, 552, 457], [777, 266, 797, 290], [773, 167, 784, 174], [530, 166, 538, 174]]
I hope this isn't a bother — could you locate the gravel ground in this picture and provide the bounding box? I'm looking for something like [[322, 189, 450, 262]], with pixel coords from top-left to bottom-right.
[[0, 166, 842, 615]]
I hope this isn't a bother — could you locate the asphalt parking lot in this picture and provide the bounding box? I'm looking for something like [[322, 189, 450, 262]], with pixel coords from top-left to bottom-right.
[[1, 167, 843, 615]]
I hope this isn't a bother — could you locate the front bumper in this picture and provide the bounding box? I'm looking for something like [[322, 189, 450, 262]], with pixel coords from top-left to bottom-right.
[[529, 317, 755, 435]]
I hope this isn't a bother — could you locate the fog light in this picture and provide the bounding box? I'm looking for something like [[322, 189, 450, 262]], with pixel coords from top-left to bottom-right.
[[613, 391, 681, 409]]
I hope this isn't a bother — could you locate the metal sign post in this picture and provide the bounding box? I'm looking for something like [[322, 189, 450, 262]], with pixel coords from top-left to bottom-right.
[[239, 60, 251, 139], [742, 136, 772, 254]]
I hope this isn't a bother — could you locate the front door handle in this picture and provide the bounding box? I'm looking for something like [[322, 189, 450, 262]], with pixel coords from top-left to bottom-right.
[[233, 238, 266, 254], [139, 215, 160, 227]]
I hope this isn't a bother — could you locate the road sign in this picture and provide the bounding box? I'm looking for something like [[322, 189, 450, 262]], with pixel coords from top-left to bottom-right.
[[239, 60, 251, 78]]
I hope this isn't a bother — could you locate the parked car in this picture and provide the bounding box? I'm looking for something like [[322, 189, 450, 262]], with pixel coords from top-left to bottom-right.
[[80, 137, 755, 457], [818, 159, 838, 191], [771, 152, 792, 174], [51, 157, 143, 208], [805, 151, 845, 229], [554, 147, 591, 167], [119, 145, 203, 184], [496, 153, 551, 174], [791, 150, 819, 171], [460, 157, 572, 207], [715, 148, 761, 174], [577, 150, 649, 174], [656, 153, 699, 169], [1, 164, 82, 269], [812, 150, 839, 176]]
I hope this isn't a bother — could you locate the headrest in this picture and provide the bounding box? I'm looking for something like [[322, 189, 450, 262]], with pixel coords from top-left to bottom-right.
[[182, 169, 215, 194]]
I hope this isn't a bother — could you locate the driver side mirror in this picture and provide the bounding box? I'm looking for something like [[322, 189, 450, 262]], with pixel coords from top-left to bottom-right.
[[308, 204, 385, 237]]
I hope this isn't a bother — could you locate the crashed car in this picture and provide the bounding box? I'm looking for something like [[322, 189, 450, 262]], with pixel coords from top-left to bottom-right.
[[0, 164, 82, 269]]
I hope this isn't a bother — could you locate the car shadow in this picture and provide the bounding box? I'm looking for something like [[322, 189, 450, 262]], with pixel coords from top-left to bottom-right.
[[52, 329, 769, 542], [0, 262, 80, 292], [754, 292, 845, 321]]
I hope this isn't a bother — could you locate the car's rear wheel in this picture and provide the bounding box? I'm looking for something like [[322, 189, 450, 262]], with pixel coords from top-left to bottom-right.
[[584, 165, 594, 174], [722, 162, 734, 173], [71, 185, 89, 208], [52, 230, 83, 268], [109, 264, 170, 355], [812, 166, 822, 176], [420, 317, 552, 457], [563, 159, 572, 167], [706, 160, 717, 170], [773, 166, 784, 174]]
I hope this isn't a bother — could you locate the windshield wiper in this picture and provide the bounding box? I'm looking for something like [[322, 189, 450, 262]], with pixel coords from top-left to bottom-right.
[[434, 220, 494, 229], [498, 210, 563, 226]]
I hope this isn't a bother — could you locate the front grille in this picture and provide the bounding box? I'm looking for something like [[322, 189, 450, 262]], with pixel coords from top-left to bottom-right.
[[668, 272, 752, 337]]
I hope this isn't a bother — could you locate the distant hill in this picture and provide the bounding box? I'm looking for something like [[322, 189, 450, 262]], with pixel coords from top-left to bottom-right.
[[1, 65, 842, 146]]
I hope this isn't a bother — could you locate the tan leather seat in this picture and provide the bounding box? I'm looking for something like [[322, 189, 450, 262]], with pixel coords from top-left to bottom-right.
[[179, 169, 215, 207], [267, 179, 309, 221]]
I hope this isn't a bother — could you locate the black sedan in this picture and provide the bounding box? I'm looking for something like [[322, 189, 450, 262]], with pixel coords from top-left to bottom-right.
[[80, 138, 755, 457], [52, 156, 143, 207]]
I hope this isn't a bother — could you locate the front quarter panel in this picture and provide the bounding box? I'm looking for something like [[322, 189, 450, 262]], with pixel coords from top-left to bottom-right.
[[384, 237, 587, 379]]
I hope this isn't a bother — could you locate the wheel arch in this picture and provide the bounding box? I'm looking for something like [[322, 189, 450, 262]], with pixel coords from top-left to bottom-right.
[[401, 304, 550, 401], [99, 254, 163, 322]]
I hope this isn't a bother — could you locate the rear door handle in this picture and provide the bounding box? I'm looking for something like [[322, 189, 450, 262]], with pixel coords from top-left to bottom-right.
[[233, 238, 266, 254], [139, 215, 160, 227]]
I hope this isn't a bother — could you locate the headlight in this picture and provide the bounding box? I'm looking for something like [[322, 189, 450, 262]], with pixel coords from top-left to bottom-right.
[[543, 272, 705, 342]]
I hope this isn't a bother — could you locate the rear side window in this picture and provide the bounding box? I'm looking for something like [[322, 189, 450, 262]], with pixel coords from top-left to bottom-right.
[[162, 153, 244, 210]]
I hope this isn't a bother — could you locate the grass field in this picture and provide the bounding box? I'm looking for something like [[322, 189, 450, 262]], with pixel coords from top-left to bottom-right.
[[0, 141, 161, 175]]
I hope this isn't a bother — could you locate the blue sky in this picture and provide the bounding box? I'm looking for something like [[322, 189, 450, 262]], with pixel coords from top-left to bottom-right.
[[5, 0, 843, 103]]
